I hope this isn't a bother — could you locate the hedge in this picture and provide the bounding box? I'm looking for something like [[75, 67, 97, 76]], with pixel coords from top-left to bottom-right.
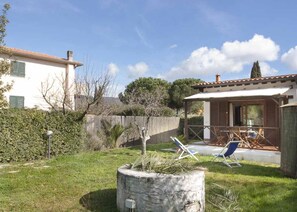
[[0, 109, 85, 162], [115, 105, 175, 117]]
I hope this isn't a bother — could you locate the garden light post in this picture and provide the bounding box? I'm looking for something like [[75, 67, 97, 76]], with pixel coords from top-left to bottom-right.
[[46, 130, 53, 159]]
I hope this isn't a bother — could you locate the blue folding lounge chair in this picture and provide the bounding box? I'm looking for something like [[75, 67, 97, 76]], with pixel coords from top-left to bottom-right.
[[212, 141, 241, 168], [170, 137, 199, 161]]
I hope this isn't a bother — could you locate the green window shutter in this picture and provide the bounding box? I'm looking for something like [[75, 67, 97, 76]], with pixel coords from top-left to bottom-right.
[[17, 96, 24, 108], [9, 96, 17, 108], [11, 61, 25, 77], [9, 96, 25, 108], [11, 61, 17, 75], [18, 62, 25, 77]]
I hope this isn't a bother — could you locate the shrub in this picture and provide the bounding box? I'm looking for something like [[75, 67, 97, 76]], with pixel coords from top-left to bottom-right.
[[158, 106, 175, 116], [116, 105, 175, 117], [0, 109, 85, 162], [115, 105, 144, 116], [85, 132, 104, 151]]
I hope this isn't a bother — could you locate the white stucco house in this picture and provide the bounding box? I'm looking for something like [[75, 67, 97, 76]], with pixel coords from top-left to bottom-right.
[[1, 47, 82, 110]]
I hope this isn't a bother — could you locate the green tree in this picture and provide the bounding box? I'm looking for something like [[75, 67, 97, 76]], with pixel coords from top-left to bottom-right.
[[250, 61, 262, 78], [168, 78, 202, 114], [119, 77, 170, 155], [128, 85, 168, 155], [0, 3, 12, 108], [119, 77, 170, 105]]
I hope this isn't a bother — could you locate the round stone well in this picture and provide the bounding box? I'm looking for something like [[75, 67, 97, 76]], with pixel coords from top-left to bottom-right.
[[117, 165, 205, 212]]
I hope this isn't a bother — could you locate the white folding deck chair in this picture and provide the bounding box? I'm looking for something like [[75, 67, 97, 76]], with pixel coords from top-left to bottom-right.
[[170, 137, 199, 161], [212, 140, 241, 168]]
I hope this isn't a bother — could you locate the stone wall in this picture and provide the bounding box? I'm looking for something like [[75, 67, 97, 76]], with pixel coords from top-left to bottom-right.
[[117, 165, 205, 212]]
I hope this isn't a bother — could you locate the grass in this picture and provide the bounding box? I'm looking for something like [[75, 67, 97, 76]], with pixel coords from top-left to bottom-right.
[[0, 142, 296, 212]]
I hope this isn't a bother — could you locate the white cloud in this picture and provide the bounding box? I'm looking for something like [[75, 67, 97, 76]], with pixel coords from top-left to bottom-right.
[[222, 34, 279, 62], [135, 26, 152, 48], [107, 63, 119, 77], [281, 46, 297, 70], [156, 74, 165, 79], [169, 44, 178, 49], [128, 62, 149, 78], [259, 62, 278, 76], [165, 34, 280, 80]]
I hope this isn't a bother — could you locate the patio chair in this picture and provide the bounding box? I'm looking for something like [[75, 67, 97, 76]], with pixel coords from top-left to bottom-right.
[[231, 127, 251, 148], [212, 127, 226, 146], [246, 128, 264, 148], [170, 137, 199, 161], [212, 140, 241, 168]]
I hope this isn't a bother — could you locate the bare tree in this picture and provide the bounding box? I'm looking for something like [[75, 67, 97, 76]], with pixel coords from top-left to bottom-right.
[[41, 73, 74, 114], [41, 64, 115, 121], [128, 88, 167, 155], [75, 71, 113, 121]]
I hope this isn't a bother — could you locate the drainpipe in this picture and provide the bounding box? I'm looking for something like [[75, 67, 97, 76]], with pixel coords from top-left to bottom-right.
[[65, 51, 73, 108], [66, 50, 73, 90]]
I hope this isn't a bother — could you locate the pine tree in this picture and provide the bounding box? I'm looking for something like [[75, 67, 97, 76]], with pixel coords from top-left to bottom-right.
[[0, 3, 12, 108], [250, 61, 262, 78]]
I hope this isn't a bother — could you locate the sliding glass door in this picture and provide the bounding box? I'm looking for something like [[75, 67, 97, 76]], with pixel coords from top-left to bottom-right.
[[233, 104, 264, 127]]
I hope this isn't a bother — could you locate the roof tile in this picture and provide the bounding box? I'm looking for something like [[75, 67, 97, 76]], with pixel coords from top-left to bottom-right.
[[193, 74, 297, 88]]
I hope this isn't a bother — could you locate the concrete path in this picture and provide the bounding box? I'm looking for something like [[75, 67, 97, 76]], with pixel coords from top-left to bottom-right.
[[189, 142, 281, 165]]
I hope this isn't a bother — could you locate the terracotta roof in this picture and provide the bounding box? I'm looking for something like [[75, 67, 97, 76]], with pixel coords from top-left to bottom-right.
[[1, 46, 83, 67], [193, 74, 297, 89]]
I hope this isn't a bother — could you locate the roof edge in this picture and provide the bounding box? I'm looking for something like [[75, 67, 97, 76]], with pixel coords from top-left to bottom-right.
[[185, 87, 291, 101], [1, 46, 83, 67], [193, 74, 297, 89]]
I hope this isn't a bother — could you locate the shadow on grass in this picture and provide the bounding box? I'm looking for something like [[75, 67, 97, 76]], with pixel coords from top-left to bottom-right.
[[79, 189, 118, 212], [199, 161, 285, 178]]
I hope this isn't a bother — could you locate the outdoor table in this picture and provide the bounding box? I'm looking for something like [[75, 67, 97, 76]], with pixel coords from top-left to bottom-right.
[[221, 128, 251, 148]]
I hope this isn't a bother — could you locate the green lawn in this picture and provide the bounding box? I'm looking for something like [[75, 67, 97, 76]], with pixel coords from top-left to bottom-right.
[[0, 143, 296, 211]]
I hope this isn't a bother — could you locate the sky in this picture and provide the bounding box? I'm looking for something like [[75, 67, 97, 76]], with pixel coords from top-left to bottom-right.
[[2, 0, 297, 96]]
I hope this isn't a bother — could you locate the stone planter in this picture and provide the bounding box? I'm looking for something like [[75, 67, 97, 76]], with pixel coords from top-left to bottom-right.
[[117, 165, 205, 212]]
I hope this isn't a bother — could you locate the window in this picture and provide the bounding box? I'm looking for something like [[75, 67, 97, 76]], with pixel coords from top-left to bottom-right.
[[246, 105, 264, 126], [11, 61, 25, 77], [9, 96, 24, 108], [234, 104, 264, 127]]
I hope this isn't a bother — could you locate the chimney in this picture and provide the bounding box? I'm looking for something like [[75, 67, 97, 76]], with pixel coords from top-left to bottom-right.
[[215, 74, 221, 82], [67, 50, 73, 61]]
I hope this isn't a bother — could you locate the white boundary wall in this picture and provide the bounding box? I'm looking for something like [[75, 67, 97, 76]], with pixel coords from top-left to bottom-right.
[[85, 115, 180, 144]]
